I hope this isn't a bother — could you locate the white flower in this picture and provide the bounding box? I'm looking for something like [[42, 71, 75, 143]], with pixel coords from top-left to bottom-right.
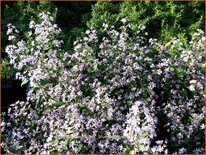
[[29, 21, 35, 28], [200, 124, 205, 130], [189, 84, 195, 91], [177, 133, 183, 139], [160, 45, 166, 51], [102, 23, 108, 29], [28, 31, 32, 37], [140, 25, 146, 30], [7, 28, 13, 35], [178, 147, 187, 154], [156, 140, 163, 145], [157, 69, 162, 75], [8, 35, 15, 41], [123, 126, 134, 142], [183, 56, 189, 62], [189, 80, 197, 84], [86, 30, 90, 34], [120, 18, 127, 23]]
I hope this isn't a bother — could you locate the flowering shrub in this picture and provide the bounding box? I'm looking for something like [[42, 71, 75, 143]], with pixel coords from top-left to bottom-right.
[[1, 12, 205, 154]]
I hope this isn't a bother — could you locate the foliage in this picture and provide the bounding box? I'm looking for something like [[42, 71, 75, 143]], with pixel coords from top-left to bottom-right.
[[1, 11, 204, 154], [1, 1, 56, 82], [1, 58, 15, 82], [1, 1, 56, 50], [88, 1, 204, 44], [54, 2, 94, 50], [1, 1, 93, 81]]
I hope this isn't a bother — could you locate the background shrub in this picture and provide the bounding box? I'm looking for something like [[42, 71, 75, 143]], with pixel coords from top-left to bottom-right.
[[88, 1, 204, 43]]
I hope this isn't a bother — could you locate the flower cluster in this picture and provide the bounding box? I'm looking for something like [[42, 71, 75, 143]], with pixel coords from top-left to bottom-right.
[[1, 12, 205, 154]]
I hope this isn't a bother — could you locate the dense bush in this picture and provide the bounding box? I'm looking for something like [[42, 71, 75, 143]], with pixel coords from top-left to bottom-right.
[[1, 9, 204, 154], [1, 1, 93, 82], [1, 2, 56, 82], [1, 1, 204, 82]]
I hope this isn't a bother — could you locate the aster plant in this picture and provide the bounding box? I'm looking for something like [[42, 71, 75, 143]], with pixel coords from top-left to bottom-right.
[[1, 12, 205, 154]]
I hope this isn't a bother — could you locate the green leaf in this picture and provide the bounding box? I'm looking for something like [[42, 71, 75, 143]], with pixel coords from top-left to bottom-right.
[[35, 95, 43, 110], [85, 56, 93, 61], [129, 149, 136, 154], [67, 126, 75, 130], [66, 137, 72, 143], [51, 151, 61, 154], [86, 67, 93, 73], [170, 66, 175, 72], [28, 146, 33, 151], [125, 144, 133, 154], [16, 145, 24, 150], [52, 139, 59, 145], [93, 63, 98, 71], [52, 101, 64, 107], [21, 79, 28, 86]]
